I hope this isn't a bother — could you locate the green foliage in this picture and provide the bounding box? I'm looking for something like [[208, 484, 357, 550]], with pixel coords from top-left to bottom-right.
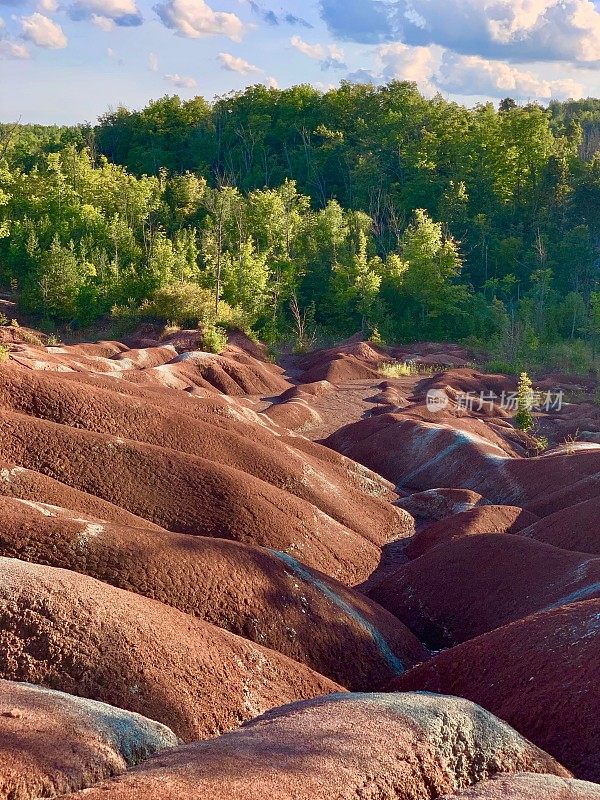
[[532, 435, 549, 454], [2, 86, 600, 363], [0, 345, 9, 362], [515, 372, 535, 432], [486, 358, 519, 375], [199, 322, 227, 354], [142, 282, 214, 327], [379, 361, 434, 377]]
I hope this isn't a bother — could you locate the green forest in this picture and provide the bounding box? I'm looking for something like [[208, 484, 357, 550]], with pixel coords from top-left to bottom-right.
[[3, 82, 600, 369]]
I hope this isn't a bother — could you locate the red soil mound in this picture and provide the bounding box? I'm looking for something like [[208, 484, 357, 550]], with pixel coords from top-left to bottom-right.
[[506, 451, 600, 508], [370, 534, 600, 647], [526, 472, 600, 517], [521, 498, 600, 554], [296, 340, 386, 371], [440, 773, 600, 799], [262, 396, 323, 432], [417, 369, 516, 399], [111, 345, 180, 369], [122, 351, 290, 395], [323, 415, 518, 497], [0, 557, 340, 741], [61, 340, 129, 358], [0, 368, 407, 549], [324, 413, 600, 509], [58, 693, 568, 800], [390, 598, 600, 780], [0, 496, 427, 689], [0, 680, 178, 800], [0, 461, 165, 531], [10, 339, 291, 396], [0, 409, 380, 583], [369, 385, 409, 408], [301, 354, 380, 383], [406, 505, 538, 558], [278, 381, 334, 401], [395, 488, 489, 521], [292, 339, 388, 384]]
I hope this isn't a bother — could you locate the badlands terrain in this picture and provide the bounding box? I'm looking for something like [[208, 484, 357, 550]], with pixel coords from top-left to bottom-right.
[[0, 325, 599, 799]]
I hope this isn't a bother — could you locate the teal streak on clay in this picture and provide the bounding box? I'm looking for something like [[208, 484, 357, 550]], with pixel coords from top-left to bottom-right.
[[271, 550, 406, 675]]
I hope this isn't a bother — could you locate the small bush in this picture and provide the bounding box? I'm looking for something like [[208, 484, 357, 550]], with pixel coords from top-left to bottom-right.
[[216, 301, 250, 333], [17, 329, 43, 346], [369, 326, 384, 345], [199, 322, 227, 354], [531, 435, 549, 455], [545, 339, 594, 374], [515, 371, 534, 432], [143, 282, 214, 327], [0, 345, 10, 362], [161, 323, 182, 338], [110, 301, 143, 336], [486, 359, 518, 375], [379, 360, 434, 378], [0, 313, 8, 326], [9, 319, 19, 328]]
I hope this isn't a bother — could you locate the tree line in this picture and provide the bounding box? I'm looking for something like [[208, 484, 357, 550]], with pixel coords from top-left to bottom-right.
[[2, 81, 600, 368]]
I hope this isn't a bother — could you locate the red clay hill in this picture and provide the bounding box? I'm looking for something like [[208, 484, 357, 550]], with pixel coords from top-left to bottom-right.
[[0, 328, 598, 797]]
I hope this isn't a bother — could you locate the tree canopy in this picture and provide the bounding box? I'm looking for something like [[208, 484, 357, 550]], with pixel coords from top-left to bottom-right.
[[1, 83, 600, 369]]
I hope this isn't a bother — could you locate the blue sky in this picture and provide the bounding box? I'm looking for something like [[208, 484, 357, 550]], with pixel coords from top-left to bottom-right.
[[2, 0, 600, 124]]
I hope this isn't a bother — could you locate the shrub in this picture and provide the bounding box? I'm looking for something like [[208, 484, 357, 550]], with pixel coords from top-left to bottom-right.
[[110, 301, 142, 336], [199, 321, 227, 354], [216, 301, 250, 332], [544, 339, 594, 375], [143, 282, 214, 327], [515, 371, 534, 432], [0, 345, 9, 362], [531, 435, 549, 455], [0, 313, 8, 326], [369, 327, 384, 345], [486, 359, 518, 375], [16, 329, 43, 346], [379, 360, 434, 377]]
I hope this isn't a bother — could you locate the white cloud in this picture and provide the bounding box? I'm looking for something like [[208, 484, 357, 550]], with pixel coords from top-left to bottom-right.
[[148, 51, 158, 71], [377, 42, 438, 90], [0, 38, 30, 58], [91, 14, 115, 29], [265, 75, 278, 88], [37, 0, 59, 12], [436, 51, 584, 100], [155, 0, 244, 40], [290, 35, 346, 69], [320, 0, 600, 67], [217, 51, 261, 74], [347, 41, 583, 103], [70, 0, 142, 26], [107, 46, 123, 63], [165, 72, 197, 88], [291, 34, 325, 60], [20, 12, 67, 48], [347, 43, 439, 92]]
